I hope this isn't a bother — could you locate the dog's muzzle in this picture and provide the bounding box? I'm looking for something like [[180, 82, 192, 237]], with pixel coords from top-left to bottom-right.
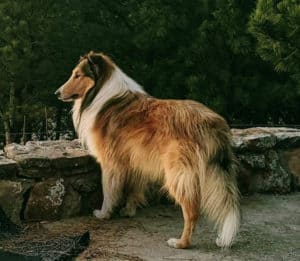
[[54, 88, 61, 97], [55, 88, 79, 101]]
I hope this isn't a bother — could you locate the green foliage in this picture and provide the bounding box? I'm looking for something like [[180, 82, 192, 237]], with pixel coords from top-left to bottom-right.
[[249, 0, 300, 85], [0, 0, 299, 144]]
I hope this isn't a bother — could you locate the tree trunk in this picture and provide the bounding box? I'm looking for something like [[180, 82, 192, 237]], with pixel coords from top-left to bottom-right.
[[21, 115, 26, 145], [40, 116, 46, 140], [55, 107, 62, 140], [9, 84, 15, 128], [45, 107, 48, 140], [3, 118, 11, 145], [3, 83, 16, 144]]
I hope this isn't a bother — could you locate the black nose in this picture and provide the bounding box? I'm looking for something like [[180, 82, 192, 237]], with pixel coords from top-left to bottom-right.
[[54, 88, 61, 96]]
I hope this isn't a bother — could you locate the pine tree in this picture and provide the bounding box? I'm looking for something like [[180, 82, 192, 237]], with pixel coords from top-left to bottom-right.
[[249, 0, 300, 86]]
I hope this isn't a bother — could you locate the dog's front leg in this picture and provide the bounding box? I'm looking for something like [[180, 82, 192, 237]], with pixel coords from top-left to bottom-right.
[[94, 170, 123, 219]]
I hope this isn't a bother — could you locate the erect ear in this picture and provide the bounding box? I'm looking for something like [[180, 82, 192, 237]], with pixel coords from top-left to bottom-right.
[[86, 51, 114, 82], [87, 51, 100, 81]]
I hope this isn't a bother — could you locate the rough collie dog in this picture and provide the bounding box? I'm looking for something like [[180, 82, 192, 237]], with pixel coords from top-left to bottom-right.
[[55, 51, 240, 249]]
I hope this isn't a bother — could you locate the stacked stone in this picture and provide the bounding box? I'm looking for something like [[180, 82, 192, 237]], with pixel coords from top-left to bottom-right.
[[0, 128, 300, 223], [0, 140, 101, 223], [233, 127, 300, 194]]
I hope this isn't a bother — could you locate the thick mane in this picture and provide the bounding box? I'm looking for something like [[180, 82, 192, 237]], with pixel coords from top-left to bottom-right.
[[80, 52, 115, 114], [97, 91, 142, 118], [72, 52, 146, 145]]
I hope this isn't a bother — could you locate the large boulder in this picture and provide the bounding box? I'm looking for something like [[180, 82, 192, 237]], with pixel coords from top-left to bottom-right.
[[232, 128, 277, 152], [0, 156, 18, 179], [4, 140, 97, 178], [232, 128, 300, 194], [24, 178, 67, 221], [232, 127, 300, 151], [24, 173, 102, 221], [0, 180, 33, 223], [2, 140, 102, 222], [0, 206, 20, 235], [279, 148, 300, 190]]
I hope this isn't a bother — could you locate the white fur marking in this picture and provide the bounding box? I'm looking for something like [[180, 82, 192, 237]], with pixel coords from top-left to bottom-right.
[[73, 68, 145, 156], [216, 209, 240, 247], [93, 209, 111, 220], [167, 238, 180, 248]]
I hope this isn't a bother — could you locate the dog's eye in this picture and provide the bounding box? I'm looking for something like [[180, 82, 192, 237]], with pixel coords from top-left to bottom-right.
[[74, 74, 81, 79]]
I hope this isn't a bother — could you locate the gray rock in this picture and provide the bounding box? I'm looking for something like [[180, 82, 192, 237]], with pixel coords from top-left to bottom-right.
[[19, 157, 52, 169], [232, 128, 277, 152], [238, 153, 266, 169], [279, 148, 300, 190], [23, 177, 98, 221], [266, 150, 279, 170], [71, 172, 100, 193], [0, 156, 18, 178], [0, 206, 20, 234], [0, 180, 33, 223], [231, 128, 300, 194], [245, 150, 292, 194], [274, 129, 300, 149], [4, 140, 96, 178], [51, 155, 92, 169], [4, 143, 33, 158], [256, 166, 291, 194], [26, 139, 82, 149], [232, 127, 300, 151], [24, 179, 66, 221], [60, 185, 81, 218]]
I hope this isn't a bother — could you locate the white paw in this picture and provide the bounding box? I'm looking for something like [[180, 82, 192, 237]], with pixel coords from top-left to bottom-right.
[[119, 207, 136, 217], [216, 235, 229, 248], [167, 238, 180, 248], [93, 209, 111, 220], [216, 236, 222, 247]]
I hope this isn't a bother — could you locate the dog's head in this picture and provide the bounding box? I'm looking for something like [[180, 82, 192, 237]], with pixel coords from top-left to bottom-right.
[[55, 51, 114, 102]]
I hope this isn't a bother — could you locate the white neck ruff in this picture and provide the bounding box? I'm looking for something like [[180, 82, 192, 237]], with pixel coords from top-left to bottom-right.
[[72, 67, 146, 147]]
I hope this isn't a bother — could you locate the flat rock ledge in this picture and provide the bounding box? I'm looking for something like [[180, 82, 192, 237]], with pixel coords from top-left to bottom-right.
[[231, 127, 300, 194], [0, 127, 299, 223], [0, 140, 102, 224]]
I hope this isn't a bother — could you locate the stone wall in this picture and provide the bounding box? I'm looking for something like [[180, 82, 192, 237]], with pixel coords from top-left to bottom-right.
[[0, 128, 299, 223], [233, 128, 300, 194], [0, 140, 102, 224]]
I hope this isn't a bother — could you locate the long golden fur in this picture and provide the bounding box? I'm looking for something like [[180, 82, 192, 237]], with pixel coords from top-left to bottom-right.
[[56, 51, 240, 249]]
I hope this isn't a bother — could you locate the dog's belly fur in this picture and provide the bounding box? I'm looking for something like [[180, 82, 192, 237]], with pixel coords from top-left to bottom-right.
[[127, 143, 164, 180], [89, 121, 165, 181]]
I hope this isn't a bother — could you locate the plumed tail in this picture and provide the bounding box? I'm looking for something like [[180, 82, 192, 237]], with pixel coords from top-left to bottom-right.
[[216, 204, 240, 247], [200, 156, 241, 247]]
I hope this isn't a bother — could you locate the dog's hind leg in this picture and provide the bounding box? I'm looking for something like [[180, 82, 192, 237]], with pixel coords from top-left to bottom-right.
[[167, 200, 199, 249], [94, 169, 124, 220], [120, 175, 147, 217], [163, 144, 200, 248], [119, 189, 146, 217]]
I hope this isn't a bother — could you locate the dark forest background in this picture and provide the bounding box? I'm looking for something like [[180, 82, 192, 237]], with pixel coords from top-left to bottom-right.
[[0, 0, 299, 146]]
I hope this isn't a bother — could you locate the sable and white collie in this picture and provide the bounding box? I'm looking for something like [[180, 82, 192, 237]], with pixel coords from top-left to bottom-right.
[[55, 51, 240, 249]]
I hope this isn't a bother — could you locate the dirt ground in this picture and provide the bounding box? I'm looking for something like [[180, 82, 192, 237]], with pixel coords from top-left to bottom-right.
[[33, 193, 299, 261]]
